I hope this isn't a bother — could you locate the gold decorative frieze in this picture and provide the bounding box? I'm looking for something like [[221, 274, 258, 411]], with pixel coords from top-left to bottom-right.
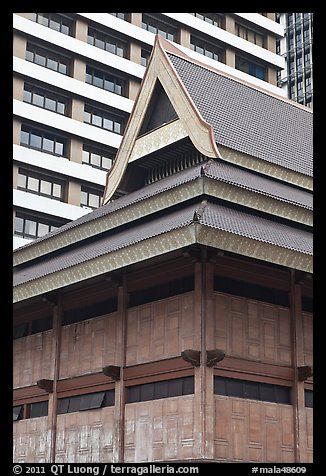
[[196, 225, 313, 274], [13, 225, 197, 303], [217, 145, 313, 191], [130, 119, 188, 162], [204, 178, 313, 226], [13, 180, 203, 267]]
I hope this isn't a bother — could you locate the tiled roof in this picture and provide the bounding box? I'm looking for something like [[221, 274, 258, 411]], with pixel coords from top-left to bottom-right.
[[168, 53, 313, 177], [13, 201, 312, 288], [200, 201, 312, 255], [203, 161, 312, 209], [13, 204, 196, 287], [14, 159, 312, 255]]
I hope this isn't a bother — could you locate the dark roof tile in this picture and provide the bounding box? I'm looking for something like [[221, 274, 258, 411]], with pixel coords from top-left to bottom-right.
[[168, 53, 313, 177]]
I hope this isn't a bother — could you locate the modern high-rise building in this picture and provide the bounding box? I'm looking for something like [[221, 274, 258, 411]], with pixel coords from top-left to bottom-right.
[[13, 13, 285, 249], [277, 13, 313, 107]]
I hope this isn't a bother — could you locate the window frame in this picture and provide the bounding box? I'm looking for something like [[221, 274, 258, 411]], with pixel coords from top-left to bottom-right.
[[17, 167, 65, 201], [25, 42, 70, 75]]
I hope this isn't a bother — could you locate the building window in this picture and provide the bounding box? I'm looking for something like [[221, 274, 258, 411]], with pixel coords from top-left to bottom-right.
[[128, 276, 194, 308], [28, 401, 49, 418], [192, 13, 224, 28], [108, 13, 129, 22], [84, 105, 124, 135], [25, 43, 70, 75], [29, 13, 73, 36], [214, 377, 291, 405], [214, 275, 289, 307], [17, 168, 64, 201], [85, 66, 125, 96], [126, 376, 194, 403], [141, 14, 176, 42], [13, 316, 60, 340], [13, 401, 49, 421], [235, 55, 266, 81], [190, 35, 223, 62], [20, 125, 67, 157], [62, 297, 118, 326], [304, 390, 313, 408], [235, 23, 264, 47], [23, 83, 68, 115], [87, 28, 127, 58], [141, 48, 151, 67], [57, 390, 115, 414], [13, 406, 23, 421], [82, 145, 114, 171], [14, 212, 66, 239], [80, 185, 103, 209]]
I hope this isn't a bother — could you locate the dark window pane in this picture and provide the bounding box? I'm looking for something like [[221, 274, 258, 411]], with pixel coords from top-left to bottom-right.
[[275, 385, 291, 405], [140, 383, 154, 402], [29, 401, 48, 418], [260, 383, 276, 403], [127, 385, 140, 403], [227, 379, 244, 398], [68, 395, 81, 413], [244, 381, 260, 400], [57, 398, 70, 414], [103, 390, 115, 407], [80, 392, 105, 411], [304, 390, 313, 408], [168, 378, 183, 397], [13, 322, 29, 339], [30, 316, 53, 335], [153, 381, 169, 400], [13, 406, 23, 421], [182, 376, 195, 395]]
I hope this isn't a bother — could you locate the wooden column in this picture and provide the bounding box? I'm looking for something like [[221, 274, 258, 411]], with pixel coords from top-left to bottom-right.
[[193, 251, 215, 460], [49, 294, 62, 463], [290, 270, 305, 462], [203, 260, 215, 460], [113, 274, 128, 463]]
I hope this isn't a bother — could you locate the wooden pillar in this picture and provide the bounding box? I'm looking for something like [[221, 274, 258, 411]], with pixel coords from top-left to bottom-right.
[[203, 260, 215, 460], [290, 269, 305, 462], [193, 251, 215, 460], [113, 274, 128, 462], [49, 294, 62, 463]]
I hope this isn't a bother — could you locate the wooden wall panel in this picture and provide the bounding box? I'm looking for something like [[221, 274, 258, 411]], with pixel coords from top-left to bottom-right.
[[55, 407, 114, 462], [214, 396, 295, 462], [59, 313, 119, 379], [13, 417, 51, 463], [124, 396, 197, 462], [213, 293, 292, 364], [302, 312, 313, 366], [302, 409, 313, 462], [13, 331, 54, 388], [126, 293, 195, 366]]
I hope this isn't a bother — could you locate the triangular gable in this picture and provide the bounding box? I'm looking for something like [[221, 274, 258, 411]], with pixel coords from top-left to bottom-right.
[[102, 35, 219, 205], [138, 79, 178, 136]]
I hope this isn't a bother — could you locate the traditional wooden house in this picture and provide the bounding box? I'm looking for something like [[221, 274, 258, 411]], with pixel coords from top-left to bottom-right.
[[13, 36, 313, 463]]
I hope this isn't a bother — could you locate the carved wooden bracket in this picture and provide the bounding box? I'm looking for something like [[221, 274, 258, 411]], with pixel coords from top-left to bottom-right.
[[102, 365, 121, 381], [298, 365, 313, 381], [36, 379, 54, 393], [181, 349, 201, 367], [206, 349, 226, 367]]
